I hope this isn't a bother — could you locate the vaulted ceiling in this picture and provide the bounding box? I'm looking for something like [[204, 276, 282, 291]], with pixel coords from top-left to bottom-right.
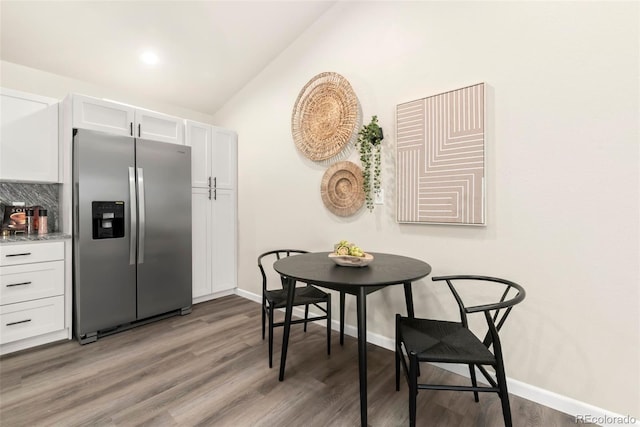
[[0, 1, 336, 115]]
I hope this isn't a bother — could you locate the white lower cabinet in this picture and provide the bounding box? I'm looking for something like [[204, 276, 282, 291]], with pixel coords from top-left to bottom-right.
[[0, 296, 64, 345], [191, 187, 237, 303], [0, 241, 68, 354], [192, 188, 212, 299], [211, 189, 236, 294]]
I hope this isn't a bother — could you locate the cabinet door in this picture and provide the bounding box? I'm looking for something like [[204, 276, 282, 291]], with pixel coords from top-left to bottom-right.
[[211, 188, 236, 293], [135, 109, 184, 145], [192, 188, 212, 299], [72, 94, 134, 136], [0, 88, 59, 182], [185, 120, 212, 188], [211, 127, 237, 190]]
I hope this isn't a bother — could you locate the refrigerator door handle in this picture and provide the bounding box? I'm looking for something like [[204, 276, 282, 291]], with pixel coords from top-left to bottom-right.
[[137, 167, 146, 264], [129, 167, 137, 265]]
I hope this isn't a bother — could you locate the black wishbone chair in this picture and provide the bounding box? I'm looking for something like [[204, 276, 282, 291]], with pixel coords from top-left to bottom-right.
[[258, 249, 332, 368], [395, 275, 526, 427]]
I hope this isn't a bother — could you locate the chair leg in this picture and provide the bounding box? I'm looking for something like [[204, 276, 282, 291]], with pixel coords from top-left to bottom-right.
[[395, 345, 401, 391], [340, 291, 345, 345], [304, 304, 310, 332], [495, 361, 513, 427], [268, 308, 274, 368], [469, 363, 479, 402], [395, 314, 401, 391], [409, 352, 418, 427], [326, 293, 332, 356], [261, 302, 266, 340]]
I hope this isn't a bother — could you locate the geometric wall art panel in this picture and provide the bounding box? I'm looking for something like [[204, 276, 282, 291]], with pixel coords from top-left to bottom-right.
[[396, 83, 485, 225]]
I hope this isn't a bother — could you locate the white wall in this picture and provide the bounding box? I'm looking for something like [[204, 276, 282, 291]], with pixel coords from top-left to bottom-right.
[[213, 1, 639, 418]]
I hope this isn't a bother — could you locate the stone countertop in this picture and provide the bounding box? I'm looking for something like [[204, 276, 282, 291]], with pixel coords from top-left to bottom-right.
[[0, 232, 71, 245]]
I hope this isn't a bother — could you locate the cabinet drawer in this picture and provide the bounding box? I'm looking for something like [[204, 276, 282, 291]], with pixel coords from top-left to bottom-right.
[[0, 242, 64, 266], [0, 296, 64, 344], [0, 261, 64, 305]]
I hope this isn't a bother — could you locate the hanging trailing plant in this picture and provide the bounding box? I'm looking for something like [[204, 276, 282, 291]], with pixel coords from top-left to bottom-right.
[[356, 115, 384, 211]]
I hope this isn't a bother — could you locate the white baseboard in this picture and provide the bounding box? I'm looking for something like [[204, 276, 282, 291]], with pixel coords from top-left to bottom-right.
[[0, 328, 70, 356], [193, 289, 235, 305], [234, 289, 637, 426]]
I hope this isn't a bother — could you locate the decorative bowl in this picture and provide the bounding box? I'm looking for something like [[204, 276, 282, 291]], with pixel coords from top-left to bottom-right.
[[328, 252, 374, 267]]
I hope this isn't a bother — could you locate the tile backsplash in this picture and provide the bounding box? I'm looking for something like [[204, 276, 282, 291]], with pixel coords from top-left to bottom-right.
[[0, 182, 60, 232]]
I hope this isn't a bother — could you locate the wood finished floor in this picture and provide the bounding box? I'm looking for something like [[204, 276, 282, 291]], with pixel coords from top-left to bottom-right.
[[0, 295, 578, 427]]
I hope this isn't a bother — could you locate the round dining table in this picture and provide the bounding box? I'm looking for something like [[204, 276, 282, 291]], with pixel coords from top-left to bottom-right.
[[273, 251, 432, 427]]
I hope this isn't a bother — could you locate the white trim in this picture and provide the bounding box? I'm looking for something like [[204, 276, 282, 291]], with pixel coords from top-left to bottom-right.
[[0, 329, 69, 356], [234, 289, 638, 426], [193, 289, 235, 305]]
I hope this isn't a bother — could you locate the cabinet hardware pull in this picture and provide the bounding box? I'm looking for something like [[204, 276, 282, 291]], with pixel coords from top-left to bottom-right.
[[214, 177, 217, 189], [138, 123, 141, 137], [6, 282, 32, 287], [130, 122, 133, 136], [7, 319, 31, 326], [208, 188, 212, 200], [6, 253, 31, 257], [129, 167, 137, 266], [214, 188, 217, 201], [208, 177, 212, 188], [138, 167, 146, 264]]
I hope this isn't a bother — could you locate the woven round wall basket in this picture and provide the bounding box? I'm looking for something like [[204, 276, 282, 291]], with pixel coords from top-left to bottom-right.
[[292, 72, 359, 161], [320, 161, 365, 217]]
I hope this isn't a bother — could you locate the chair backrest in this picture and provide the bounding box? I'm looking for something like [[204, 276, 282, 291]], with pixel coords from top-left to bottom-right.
[[258, 249, 309, 292], [431, 275, 526, 357]]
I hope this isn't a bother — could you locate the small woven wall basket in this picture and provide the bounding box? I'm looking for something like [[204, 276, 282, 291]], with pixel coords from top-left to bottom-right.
[[320, 161, 365, 217], [292, 72, 359, 161]]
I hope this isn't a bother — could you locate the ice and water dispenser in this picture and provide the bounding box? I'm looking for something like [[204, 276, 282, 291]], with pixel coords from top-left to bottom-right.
[[92, 201, 125, 239]]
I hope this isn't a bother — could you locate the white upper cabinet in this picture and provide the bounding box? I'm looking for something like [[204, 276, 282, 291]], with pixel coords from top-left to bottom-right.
[[185, 120, 237, 189], [212, 126, 237, 190], [0, 88, 59, 183], [135, 108, 184, 145], [186, 120, 212, 188], [71, 94, 134, 136], [71, 94, 184, 144]]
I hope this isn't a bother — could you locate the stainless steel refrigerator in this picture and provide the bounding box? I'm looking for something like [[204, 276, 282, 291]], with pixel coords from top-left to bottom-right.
[[72, 128, 192, 344]]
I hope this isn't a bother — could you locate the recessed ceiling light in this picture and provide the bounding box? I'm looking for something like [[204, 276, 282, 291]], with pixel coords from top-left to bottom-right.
[[140, 51, 159, 65]]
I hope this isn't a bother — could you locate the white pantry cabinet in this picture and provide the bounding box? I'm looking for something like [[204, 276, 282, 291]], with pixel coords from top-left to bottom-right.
[[71, 94, 184, 144], [0, 241, 69, 355], [186, 121, 237, 303], [0, 88, 59, 182]]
